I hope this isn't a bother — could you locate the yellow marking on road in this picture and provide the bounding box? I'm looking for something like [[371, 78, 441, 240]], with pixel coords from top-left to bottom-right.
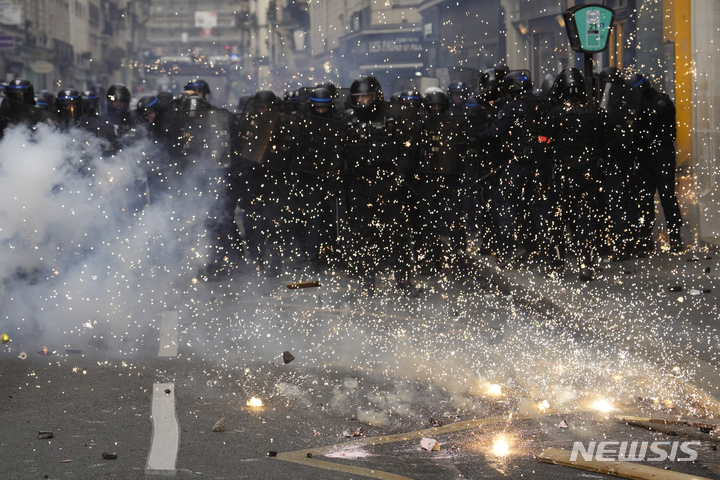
[[274, 414, 525, 480]]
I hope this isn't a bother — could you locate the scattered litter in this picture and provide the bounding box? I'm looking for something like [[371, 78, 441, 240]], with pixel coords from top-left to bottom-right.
[[306, 452, 313, 458], [556, 419, 569, 429], [102, 452, 118, 460], [429, 418, 443, 427], [38, 431, 54, 439], [18, 352, 27, 360], [282, 351, 295, 364], [687, 257, 700, 262], [286, 281, 321, 289], [267, 451, 277, 457], [667, 285, 682, 292], [60, 459, 72, 463], [705, 267, 712, 273], [420, 438, 440, 451], [0, 333, 9, 343], [689, 288, 711, 296], [38, 347, 53, 356], [164, 388, 172, 394], [342, 426, 363, 438], [212, 417, 226, 432]]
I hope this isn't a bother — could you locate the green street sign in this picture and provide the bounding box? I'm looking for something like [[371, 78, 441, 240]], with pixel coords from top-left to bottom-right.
[[564, 4, 615, 53]]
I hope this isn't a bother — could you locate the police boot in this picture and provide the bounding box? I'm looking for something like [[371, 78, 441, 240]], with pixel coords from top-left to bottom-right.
[[669, 232, 684, 253]]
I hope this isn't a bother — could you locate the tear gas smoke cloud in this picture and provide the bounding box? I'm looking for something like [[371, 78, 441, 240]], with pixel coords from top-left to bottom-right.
[[0, 124, 216, 350]]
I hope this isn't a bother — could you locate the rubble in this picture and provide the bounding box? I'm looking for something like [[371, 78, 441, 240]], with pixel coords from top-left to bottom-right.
[[212, 417, 226, 432], [420, 438, 440, 451], [342, 427, 363, 438]]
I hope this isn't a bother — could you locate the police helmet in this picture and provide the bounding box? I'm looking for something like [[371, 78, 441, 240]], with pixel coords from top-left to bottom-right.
[[349, 76, 383, 117], [180, 95, 211, 117], [503, 71, 533, 97], [447, 81, 470, 101], [556, 68, 586, 102], [136, 95, 161, 117], [6, 79, 36, 105], [423, 91, 449, 115], [56, 89, 84, 122], [479, 65, 509, 92], [626, 73, 651, 93], [34, 96, 50, 110], [600, 67, 624, 87], [309, 87, 333, 117], [185, 78, 211, 97], [254, 90, 278, 107], [106, 84, 131, 112], [82, 90, 100, 117], [398, 89, 422, 110]]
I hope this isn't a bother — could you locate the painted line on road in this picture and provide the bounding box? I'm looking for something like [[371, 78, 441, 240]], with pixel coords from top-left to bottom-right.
[[146, 382, 179, 474], [158, 311, 179, 357], [274, 414, 527, 479]]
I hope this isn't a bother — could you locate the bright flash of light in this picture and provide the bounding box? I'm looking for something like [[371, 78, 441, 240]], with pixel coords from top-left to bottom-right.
[[493, 436, 510, 457], [487, 384, 502, 396], [247, 396, 263, 407], [538, 400, 550, 413], [592, 399, 614, 413]]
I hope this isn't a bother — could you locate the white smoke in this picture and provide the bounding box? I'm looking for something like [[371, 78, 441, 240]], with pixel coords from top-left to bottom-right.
[[0, 123, 217, 351]]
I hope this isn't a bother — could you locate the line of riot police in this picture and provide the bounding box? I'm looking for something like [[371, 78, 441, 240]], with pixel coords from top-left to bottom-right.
[[0, 69, 682, 287]]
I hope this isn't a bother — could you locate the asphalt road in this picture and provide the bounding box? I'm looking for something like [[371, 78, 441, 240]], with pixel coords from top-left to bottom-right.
[[2, 261, 720, 479]]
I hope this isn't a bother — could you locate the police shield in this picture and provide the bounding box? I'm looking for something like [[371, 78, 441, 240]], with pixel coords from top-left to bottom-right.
[[170, 105, 232, 170], [293, 114, 342, 178], [417, 114, 466, 175], [235, 97, 280, 166]]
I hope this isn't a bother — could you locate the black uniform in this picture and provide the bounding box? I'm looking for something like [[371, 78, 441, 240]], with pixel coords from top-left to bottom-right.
[[340, 76, 413, 292], [539, 68, 608, 281], [628, 74, 683, 252], [288, 88, 343, 269]]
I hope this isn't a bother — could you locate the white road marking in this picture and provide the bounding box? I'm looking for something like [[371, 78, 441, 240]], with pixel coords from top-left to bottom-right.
[[146, 382, 179, 473], [158, 311, 179, 357]]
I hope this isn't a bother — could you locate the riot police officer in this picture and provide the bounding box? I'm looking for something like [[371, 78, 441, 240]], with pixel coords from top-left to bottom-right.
[[234, 90, 294, 275], [103, 83, 137, 139], [410, 90, 469, 274], [480, 71, 553, 269], [340, 76, 414, 293], [0, 79, 54, 138], [447, 81, 470, 115], [627, 72, 683, 253], [598, 67, 640, 259], [184, 78, 212, 103], [288, 86, 344, 270], [539, 68, 608, 281]]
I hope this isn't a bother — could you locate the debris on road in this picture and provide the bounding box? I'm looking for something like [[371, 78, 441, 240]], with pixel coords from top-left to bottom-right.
[[102, 452, 118, 459], [420, 438, 440, 451], [286, 280, 321, 289], [342, 426, 363, 438], [556, 419, 569, 429], [37, 431, 54, 439], [212, 417, 227, 432], [283, 351, 295, 364]]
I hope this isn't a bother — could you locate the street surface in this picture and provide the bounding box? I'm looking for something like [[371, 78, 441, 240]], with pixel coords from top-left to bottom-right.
[[2, 249, 720, 479]]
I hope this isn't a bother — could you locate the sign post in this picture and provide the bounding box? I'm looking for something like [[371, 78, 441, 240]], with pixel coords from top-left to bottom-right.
[[563, 4, 615, 99]]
